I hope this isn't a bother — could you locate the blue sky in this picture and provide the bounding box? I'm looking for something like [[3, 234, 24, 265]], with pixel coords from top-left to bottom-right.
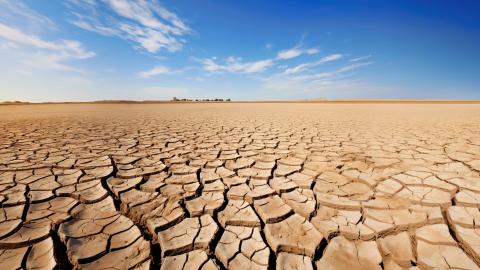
[[0, 0, 479, 101]]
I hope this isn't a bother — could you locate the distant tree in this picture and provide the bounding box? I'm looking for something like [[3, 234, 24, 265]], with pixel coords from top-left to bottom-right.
[[226, 98, 231, 102], [172, 97, 178, 101]]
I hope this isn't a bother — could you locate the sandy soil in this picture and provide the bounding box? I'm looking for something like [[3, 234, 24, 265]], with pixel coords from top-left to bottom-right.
[[1, 103, 480, 269]]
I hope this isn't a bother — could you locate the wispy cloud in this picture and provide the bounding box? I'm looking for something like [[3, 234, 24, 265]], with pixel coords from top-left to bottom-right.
[[0, 0, 56, 32], [197, 57, 274, 74], [262, 75, 338, 92], [197, 42, 372, 97], [0, 1, 94, 73], [349, 55, 372, 62], [262, 59, 373, 96], [20, 52, 85, 72], [66, 0, 191, 54], [284, 54, 342, 74], [0, 24, 94, 59], [337, 61, 372, 72], [276, 44, 319, 60], [293, 61, 372, 81], [0, 41, 17, 49], [198, 40, 325, 74], [137, 65, 174, 78]]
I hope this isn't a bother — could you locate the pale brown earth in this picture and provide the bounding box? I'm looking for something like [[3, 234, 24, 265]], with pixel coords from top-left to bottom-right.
[[1, 103, 480, 269]]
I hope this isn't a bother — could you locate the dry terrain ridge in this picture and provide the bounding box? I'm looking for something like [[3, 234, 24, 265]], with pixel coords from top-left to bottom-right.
[[1, 103, 480, 269]]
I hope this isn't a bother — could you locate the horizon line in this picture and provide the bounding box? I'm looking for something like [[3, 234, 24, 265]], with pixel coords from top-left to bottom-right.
[[2, 98, 480, 105]]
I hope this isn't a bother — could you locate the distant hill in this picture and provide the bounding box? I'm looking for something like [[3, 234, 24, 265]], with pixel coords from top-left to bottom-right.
[[0, 101, 31, 105]]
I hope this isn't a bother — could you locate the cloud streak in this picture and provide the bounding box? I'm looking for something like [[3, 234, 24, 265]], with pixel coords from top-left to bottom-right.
[[293, 61, 372, 81], [277, 45, 319, 60], [261, 58, 373, 97], [284, 54, 342, 74], [197, 57, 274, 74], [197, 44, 324, 74], [66, 0, 191, 53], [0, 0, 95, 73], [0, 23, 94, 59], [0, 0, 94, 74], [349, 55, 372, 62], [0, 0, 56, 32], [137, 65, 175, 78]]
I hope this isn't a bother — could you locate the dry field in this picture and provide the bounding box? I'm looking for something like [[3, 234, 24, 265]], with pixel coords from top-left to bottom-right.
[[1, 103, 480, 270]]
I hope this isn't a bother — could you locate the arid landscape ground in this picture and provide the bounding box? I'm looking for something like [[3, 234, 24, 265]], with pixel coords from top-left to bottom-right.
[[1, 103, 480, 270]]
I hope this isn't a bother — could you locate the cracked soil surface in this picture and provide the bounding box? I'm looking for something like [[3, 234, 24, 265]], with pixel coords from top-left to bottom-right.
[[1, 103, 480, 269]]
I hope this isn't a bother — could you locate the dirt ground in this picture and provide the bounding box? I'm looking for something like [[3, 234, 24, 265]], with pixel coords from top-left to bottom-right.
[[1, 103, 480, 269]]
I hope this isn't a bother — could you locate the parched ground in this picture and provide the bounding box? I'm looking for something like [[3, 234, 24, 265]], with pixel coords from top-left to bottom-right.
[[1, 103, 480, 270]]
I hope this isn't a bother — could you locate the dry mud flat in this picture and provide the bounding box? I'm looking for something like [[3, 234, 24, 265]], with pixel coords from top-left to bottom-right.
[[1, 103, 480, 269]]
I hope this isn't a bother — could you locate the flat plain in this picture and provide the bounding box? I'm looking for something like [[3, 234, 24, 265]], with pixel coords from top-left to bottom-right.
[[1, 103, 480, 269]]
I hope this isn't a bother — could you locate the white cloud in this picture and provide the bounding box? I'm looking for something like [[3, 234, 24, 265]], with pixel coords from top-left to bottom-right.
[[195, 38, 331, 75], [349, 55, 372, 62], [137, 65, 172, 78], [261, 75, 370, 99], [236, 59, 274, 73], [0, 23, 56, 49], [337, 62, 372, 72], [197, 42, 322, 74], [20, 52, 82, 72], [198, 57, 274, 74], [0, 24, 94, 59], [261, 59, 372, 97], [293, 61, 372, 81], [0, 41, 17, 49], [67, 0, 191, 53], [193, 36, 372, 97], [277, 49, 301, 60], [200, 58, 222, 72], [262, 72, 348, 94], [284, 54, 342, 74], [0, 0, 95, 73], [277, 45, 319, 60], [0, 14, 94, 74], [0, 0, 56, 33]]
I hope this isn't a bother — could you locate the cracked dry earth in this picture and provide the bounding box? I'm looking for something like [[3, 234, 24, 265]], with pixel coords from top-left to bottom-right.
[[1, 103, 480, 270]]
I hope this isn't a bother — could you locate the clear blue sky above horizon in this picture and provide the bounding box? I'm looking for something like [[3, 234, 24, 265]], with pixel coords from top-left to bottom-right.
[[0, 0, 479, 101]]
